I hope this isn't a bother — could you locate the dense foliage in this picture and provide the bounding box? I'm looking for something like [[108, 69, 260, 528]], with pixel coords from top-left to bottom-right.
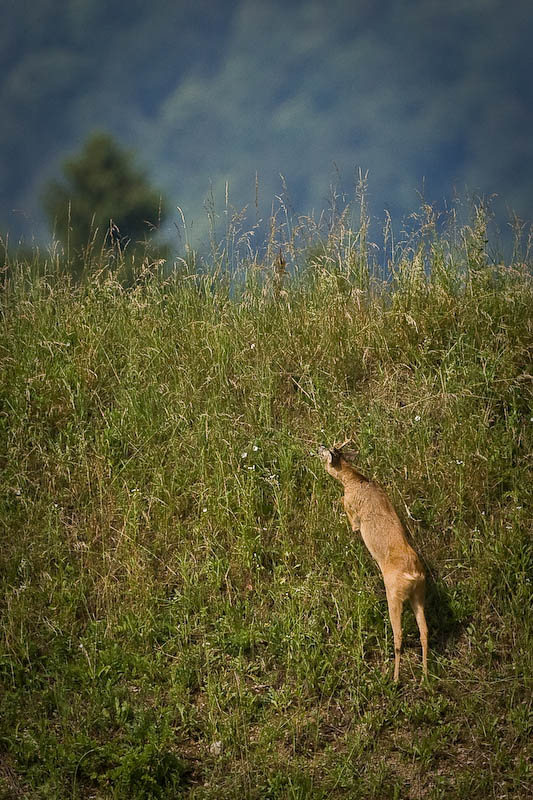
[[1, 204, 532, 798]]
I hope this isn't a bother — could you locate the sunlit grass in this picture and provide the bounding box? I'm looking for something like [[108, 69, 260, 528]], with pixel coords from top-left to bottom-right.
[[1, 202, 532, 798]]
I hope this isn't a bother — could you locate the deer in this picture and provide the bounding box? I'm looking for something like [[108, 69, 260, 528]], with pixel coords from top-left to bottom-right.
[[318, 443, 428, 682]]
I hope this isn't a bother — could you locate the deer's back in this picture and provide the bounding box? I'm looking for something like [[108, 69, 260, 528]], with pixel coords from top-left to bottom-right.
[[345, 480, 423, 577]]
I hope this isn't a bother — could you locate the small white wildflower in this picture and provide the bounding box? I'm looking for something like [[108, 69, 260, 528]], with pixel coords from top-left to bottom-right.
[[252, 445, 259, 452], [202, 507, 207, 513], [414, 415, 421, 423], [241, 452, 247, 459], [516, 506, 522, 510], [250, 343, 256, 350], [14, 488, 22, 497], [456, 460, 464, 465], [209, 741, 223, 757]]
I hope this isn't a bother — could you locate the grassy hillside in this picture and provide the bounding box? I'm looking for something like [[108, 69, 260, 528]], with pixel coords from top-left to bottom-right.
[[1, 207, 532, 798]]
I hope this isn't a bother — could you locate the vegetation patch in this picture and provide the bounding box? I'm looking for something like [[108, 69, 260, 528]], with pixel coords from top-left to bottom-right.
[[1, 203, 532, 798]]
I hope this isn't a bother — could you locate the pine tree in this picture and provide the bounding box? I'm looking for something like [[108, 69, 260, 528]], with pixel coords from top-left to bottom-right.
[[43, 132, 167, 260]]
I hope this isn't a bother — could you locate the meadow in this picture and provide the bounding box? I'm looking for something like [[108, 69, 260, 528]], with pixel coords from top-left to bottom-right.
[[1, 202, 532, 798]]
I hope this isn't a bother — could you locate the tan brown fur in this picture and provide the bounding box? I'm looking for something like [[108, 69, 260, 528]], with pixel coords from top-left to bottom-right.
[[318, 444, 428, 681]]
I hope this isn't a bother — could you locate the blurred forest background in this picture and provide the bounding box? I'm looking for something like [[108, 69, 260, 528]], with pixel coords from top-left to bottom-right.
[[2, 0, 532, 252]]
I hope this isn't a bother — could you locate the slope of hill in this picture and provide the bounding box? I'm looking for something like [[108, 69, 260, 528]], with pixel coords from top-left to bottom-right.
[[1, 206, 531, 797]]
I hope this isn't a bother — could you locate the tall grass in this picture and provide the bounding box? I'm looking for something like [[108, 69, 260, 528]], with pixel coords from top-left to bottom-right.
[[1, 200, 532, 798]]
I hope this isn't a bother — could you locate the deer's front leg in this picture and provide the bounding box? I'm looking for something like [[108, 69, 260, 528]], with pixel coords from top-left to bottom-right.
[[343, 499, 361, 532]]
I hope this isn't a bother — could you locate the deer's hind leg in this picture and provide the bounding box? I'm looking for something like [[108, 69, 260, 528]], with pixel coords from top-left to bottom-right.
[[409, 579, 428, 680], [385, 586, 405, 682]]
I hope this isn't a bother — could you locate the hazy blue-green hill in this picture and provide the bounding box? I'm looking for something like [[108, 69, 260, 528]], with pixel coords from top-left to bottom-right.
[[2, 0, 532, 247]]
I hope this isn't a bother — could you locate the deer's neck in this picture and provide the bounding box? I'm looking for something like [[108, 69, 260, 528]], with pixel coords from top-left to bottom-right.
[[338, 464, 368, 489]]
